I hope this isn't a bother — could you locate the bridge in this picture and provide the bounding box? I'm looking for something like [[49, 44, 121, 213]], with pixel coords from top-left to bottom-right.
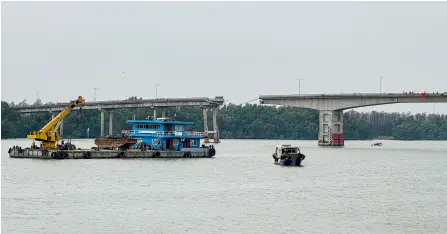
[[259, 92, 447, 147], [13, 96, 225, 142]]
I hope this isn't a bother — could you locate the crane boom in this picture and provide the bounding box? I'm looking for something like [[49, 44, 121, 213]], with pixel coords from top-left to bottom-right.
[[27, 96, 85, 149]]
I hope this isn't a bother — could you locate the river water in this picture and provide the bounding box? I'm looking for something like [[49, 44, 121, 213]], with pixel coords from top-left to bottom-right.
[[2, 139, 447, 234]]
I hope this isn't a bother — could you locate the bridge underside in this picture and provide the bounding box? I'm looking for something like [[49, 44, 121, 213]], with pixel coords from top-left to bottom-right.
[[260, 94, 447, 147]]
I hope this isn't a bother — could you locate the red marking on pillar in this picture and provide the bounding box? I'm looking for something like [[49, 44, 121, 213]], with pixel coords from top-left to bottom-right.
[[331, 133, 345, 146]]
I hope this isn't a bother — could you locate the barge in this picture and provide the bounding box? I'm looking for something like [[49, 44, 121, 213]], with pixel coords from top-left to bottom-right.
[[8, 145, 215, 159]]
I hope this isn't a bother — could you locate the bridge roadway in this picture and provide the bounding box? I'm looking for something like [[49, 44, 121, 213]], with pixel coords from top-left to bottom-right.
[[13, 96, 225, 140], [12, 96, 225, 113], [259, 92, 447, 147]]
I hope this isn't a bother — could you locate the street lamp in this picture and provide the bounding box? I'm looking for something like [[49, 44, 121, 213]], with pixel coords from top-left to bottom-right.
[[380, 77, 383, 93], [156, 84, 160, 99], [297, 78, 304, 95], [94, 88, 99, 101]]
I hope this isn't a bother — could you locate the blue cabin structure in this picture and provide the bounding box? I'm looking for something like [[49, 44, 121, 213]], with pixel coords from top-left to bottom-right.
[[122, 118, 206, 151]]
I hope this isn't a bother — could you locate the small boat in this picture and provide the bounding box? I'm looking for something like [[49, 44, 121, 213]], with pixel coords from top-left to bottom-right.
[[371, 142, 383, 146], [272, 144, 306, 166]]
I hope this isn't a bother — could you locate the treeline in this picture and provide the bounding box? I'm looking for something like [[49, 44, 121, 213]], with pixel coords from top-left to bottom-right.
[[2, 99, 447, 140]]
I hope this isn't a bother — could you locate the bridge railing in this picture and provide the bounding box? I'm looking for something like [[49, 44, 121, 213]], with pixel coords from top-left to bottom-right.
[[260, 92, 447, 99]]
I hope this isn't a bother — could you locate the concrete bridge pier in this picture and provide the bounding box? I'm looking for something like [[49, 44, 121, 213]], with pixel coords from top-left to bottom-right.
[[100, 110, 105, 137], [153, 109, 157, 120], [50, 112, 55, 131], [203, 108, 209, 143], [108, 111, 113, 136], [318, 110, 344, 147], [212, 108, 220, 143], [60, 120, 64, 138]]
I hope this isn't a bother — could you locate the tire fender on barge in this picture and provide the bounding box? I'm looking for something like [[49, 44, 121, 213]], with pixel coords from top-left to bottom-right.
[[83, 151, 92, 159]]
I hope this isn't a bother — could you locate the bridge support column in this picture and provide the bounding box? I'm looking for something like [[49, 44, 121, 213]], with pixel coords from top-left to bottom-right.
[[109, 112, 113, 136], [133, 114, 136, 120], [318, 110, 344, 147], [203, 109, 209, 143], [50, 112, 55, 131], [212, 108, 220, 143], [100, 110, 105, 137], [153, 109, 157, 120], [162, 110, 167, 118], [60, 120, 64, 138]]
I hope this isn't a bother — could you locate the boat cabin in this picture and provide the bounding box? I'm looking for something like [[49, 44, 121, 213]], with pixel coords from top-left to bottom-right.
[[275, 144, 300, 156], [122, 118, 206, 151]]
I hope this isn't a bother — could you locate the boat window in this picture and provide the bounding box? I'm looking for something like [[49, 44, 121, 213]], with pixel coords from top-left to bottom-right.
[[136, 124, 160, 129], [176, 125, 184, 131], [190, 140, 197, 146]]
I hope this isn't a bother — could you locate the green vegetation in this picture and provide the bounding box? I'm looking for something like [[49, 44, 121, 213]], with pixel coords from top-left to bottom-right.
[[2, 99, 447, 140]]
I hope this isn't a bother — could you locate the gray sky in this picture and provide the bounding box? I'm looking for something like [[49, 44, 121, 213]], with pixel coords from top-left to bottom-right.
[[2, 1, 447, 114]]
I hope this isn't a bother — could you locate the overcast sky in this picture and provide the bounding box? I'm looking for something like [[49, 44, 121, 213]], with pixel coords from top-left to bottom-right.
[[2, 1, 447, 114]]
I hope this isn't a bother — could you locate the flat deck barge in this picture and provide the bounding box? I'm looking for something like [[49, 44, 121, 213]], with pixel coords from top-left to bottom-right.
[[8, 146, 216, 159]]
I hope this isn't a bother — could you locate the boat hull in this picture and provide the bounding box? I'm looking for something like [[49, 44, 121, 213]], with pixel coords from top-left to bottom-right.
[[7, 147, 215, 159], [273, 153, 305, 166]]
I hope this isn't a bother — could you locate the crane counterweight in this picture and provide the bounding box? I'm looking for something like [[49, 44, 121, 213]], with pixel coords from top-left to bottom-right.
[[26, 96, 85, 149]]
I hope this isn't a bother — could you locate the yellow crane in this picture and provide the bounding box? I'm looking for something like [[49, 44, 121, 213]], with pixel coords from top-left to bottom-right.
[[27, 96, 85, 149]]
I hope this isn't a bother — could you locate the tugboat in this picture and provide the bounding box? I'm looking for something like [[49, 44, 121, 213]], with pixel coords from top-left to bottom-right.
[[272, 144, 306, 166]]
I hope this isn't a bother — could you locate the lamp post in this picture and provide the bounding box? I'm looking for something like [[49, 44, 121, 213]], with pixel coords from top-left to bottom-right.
[[297, 78, 304, 95], [94, 88, 99, 101], [155, 84, 160, 99]]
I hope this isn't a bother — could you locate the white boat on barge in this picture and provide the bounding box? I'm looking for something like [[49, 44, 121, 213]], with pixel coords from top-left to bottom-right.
[[272, 144, 306, 166]]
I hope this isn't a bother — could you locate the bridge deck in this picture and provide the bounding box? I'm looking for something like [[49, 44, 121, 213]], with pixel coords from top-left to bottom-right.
[[260, 92, 447, 100], [11, 96, 225, 113]]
